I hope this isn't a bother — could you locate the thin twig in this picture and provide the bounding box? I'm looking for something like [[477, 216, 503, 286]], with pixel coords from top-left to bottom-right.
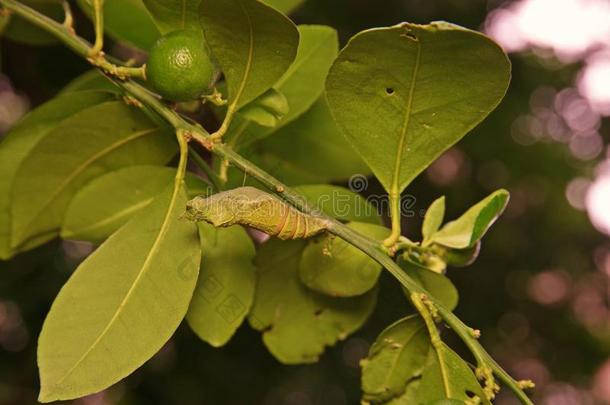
[[0, 2, 532, 403], [188, 147, 222, 191]]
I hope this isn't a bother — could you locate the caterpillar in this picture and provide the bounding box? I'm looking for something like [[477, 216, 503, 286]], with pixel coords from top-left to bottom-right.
[[184, 187, 329, 239]]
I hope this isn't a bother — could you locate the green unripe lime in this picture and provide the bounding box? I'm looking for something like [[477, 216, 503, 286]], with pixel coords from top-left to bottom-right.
[[146, 30, 216, 102]]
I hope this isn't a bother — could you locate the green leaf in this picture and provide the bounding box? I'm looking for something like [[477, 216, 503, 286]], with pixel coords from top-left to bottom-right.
[[442, 243, 481, 268], [361, 315, 429, 403], [417, 343, 489, 404], [187, 223, 256, 347], [385, 379, 421, 405], [273, 25, 337, 125], [298, 222, 388, 297], [2, 1, 62, 45], [248, 239, 377, 364], [399, 258, 458, 311], [294, 184, 381, 225], [77, 0, 161, 50], [430, 189, 509, 249], [61, 166, 211, 243], [200, 0, 299, 111], [422, 196, 445, 244], [142, 0, 200, 33], [237, 88, 289, 127], [0, 91, 115, 260], [38, 183, 201, 402], [229, 98, 369, 186], [226, 25, 339, 147], [325, 22, 511, 196], [9, 101, 176, 252], [60, 70, 119, 95], [262, 0, 303, 14]]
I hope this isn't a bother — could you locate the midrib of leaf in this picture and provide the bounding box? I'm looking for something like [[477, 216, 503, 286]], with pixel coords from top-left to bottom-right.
[[389, 39, 421, 196], [434, 344, 453, 399], [12, 128, 159, 248], [231, 0, 254, 110], [63, 197, 155, 239], [379, 322, 425, 393], [54, 176, 183, 386]]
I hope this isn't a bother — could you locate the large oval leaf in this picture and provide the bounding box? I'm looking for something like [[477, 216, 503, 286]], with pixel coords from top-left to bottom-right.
[[326, 22, 510, 195], [200, 0, 299, 111], [186, 223, 256, 347], [231, 98, 370, 186], [0, 91, 115, 260], [142, 0, 200, 33], [10, 101, 176, 251], [361, 315, 429, 403], [417, 343, 490, 404], [298, 221, 388, 297], [61, 166, 210, 242], [38, 183, 201, 402], [248, 239, 377, 364], [227, 25, 339, 147]]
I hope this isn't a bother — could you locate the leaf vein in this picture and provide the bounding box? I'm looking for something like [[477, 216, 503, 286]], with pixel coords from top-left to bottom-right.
[[54, 178, 183, 386], [390, 39, 421, 197], [12, 127, 160, 247]]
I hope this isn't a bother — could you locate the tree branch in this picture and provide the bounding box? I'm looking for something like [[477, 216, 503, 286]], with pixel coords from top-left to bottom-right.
[[0, 1, 532, 403]]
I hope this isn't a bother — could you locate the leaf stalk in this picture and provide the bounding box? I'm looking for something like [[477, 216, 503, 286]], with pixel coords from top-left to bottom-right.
[[0, 2, 533, 403]]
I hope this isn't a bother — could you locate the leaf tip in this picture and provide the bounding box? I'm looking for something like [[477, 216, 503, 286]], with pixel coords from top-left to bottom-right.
[[497, 188, 510, 199]]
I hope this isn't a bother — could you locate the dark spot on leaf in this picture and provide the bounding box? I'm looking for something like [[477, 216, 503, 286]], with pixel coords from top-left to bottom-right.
[[314, 309, 324, 317], [465, 390, 476, 398], [385, 88, 395, 95]]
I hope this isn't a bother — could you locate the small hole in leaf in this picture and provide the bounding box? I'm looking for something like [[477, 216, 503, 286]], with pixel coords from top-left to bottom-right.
[[465, 390, 476, 398], [385, 88, 395, 95]]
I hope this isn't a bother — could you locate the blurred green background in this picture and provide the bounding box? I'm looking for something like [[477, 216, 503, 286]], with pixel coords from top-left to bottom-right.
[[1, 0, 610, 404]]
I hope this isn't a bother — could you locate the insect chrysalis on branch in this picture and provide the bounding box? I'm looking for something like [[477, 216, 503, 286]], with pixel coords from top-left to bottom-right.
[[184, 187, 330, 239]]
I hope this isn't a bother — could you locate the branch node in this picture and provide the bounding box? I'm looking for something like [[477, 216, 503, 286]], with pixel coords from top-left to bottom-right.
[[61, 1, 74, 34], [122, 95, 143, 108], [476, 366, 500, 401], [203, 87, 227, 106], [517, 380, 536, 390]]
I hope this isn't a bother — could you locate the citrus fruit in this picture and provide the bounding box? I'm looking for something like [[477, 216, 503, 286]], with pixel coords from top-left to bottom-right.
[[147, 30, 216, 102]]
